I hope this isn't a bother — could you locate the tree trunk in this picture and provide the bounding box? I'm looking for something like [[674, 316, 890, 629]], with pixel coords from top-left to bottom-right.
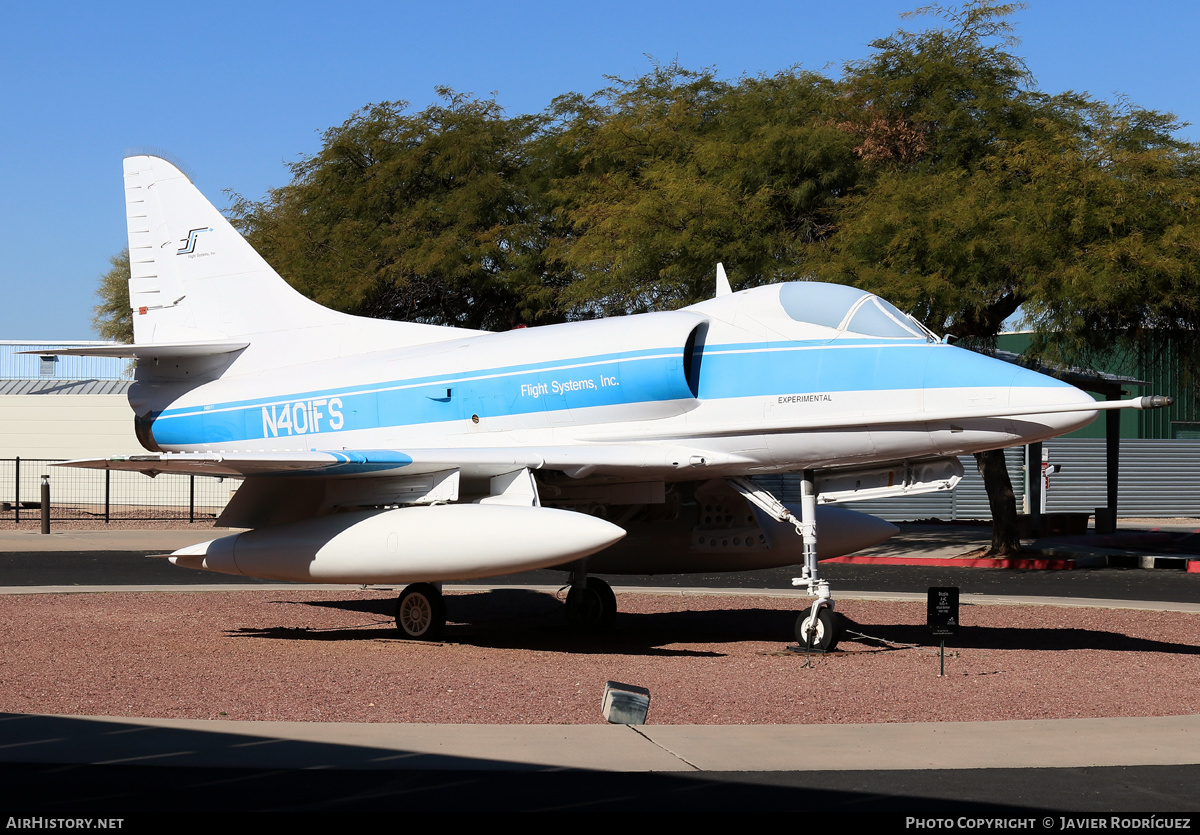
[[974, 449, 1022, 556]]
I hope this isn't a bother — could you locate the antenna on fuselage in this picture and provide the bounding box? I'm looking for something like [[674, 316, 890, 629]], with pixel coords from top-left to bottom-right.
[[715, 263, 732, 297]]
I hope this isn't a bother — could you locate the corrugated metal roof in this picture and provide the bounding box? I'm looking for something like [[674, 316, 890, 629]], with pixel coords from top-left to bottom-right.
[[0, 379, 132, 396]]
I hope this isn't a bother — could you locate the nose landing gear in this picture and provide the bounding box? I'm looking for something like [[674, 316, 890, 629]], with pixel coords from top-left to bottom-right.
[[729, 471, 843, 652]]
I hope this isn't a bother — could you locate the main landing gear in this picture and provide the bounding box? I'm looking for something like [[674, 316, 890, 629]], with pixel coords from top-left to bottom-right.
[[394, 583, 447, 640], [728, 472, 842, 652], [564, 563, 617, 629], [392, 570, 619, 639]]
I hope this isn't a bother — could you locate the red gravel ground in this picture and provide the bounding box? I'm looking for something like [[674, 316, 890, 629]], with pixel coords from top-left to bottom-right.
[[2, 589, 1197, 725]]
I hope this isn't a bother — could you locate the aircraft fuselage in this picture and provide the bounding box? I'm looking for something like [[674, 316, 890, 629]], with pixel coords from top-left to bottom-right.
[[134, 284, 1097, 482]]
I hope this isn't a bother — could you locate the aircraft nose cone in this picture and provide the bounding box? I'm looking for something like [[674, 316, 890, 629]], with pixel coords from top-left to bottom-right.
[[1008, 367, 1099, 440]]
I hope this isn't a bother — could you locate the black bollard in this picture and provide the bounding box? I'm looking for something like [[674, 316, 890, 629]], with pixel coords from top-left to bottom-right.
[[40, 474, 50, 535]]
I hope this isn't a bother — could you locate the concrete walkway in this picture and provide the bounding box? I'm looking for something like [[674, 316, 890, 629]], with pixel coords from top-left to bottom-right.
[[2, 713, 1198, 773]]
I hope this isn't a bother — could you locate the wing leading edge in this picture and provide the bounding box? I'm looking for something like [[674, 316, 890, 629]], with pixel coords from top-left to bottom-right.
[[56, 444, 750, 481]]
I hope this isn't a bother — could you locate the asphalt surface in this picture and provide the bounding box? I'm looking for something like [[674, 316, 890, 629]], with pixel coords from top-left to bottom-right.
[[2, 523, 1199, 818], [7, 755, 1199, 816]]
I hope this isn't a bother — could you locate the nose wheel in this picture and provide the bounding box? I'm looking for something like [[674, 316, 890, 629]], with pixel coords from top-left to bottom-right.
[[795, 604, 841, 652]]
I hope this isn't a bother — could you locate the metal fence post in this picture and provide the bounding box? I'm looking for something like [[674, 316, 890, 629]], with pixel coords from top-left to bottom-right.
[[189, 475, 195, 523], [105, 469, 111, 524], [14, 456, 19, 523], [40, 474, 50, 535]]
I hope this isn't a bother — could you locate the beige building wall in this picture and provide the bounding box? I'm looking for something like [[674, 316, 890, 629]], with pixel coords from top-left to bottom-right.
[[0, 394, 236, 511], [0, 394, 143, 460], [2, 394, 151, 509]]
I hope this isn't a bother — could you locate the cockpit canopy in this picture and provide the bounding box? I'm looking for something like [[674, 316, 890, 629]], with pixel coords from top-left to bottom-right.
[[779, 282, 934, 341]]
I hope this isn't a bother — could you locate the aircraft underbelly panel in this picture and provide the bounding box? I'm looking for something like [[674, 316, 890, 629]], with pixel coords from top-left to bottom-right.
[[766, 429, 877, 469], [584, 503, 897, 574]]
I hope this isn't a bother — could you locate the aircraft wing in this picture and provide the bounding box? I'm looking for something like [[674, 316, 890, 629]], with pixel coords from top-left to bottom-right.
[[56, 444, 749, 481]]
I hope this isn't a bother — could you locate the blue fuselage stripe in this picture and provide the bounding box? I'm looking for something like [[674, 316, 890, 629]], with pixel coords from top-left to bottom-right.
[[149, 341, 1061, 445]]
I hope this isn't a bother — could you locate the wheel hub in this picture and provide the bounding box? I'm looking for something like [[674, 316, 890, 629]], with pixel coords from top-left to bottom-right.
[[400, 595, 432, 635]]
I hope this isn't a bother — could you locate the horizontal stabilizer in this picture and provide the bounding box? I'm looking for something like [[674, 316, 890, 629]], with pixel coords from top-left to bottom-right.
[[20, 341, 248, 360]]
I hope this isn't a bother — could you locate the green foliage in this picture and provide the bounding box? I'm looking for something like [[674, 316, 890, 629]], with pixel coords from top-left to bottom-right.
[[545, 63, 860, 315], [230, 92, 560, 330], [802, 0, 1200, 554], [542, 64, 740, 314], [841, 2, 1038, 171], [813, 1, 1057, 334], [1015, 103, 1200, 376], [229, 63, 864, 323], [92, 248, 132, 343], [813, 0, 1200, 380]]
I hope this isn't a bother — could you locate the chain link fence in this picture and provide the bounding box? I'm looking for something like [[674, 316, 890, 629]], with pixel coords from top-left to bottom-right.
[[0, 458, 236, 523]]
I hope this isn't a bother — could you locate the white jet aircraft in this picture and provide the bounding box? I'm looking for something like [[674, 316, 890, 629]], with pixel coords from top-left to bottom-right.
[[47, 155, 1171, 650]]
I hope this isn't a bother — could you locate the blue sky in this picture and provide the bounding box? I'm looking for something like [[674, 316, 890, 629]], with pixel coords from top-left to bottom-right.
[[2, 0, 1197, 340]]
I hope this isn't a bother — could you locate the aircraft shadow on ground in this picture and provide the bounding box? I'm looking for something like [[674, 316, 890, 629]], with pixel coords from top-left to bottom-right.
[[223, 590, 1200, 657], [228, 589, 807, 656], [839, 617, 1200, 655]]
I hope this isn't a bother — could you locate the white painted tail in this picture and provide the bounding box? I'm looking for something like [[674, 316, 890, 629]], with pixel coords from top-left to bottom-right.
[[123, 154, 476, 352]]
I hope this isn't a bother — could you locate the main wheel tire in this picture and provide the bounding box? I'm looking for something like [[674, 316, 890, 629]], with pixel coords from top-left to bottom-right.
[[795, 605, 839, 652], [589, 577, 616, 624], [565, 577, 617, 630], [395, 583, 446, 641]]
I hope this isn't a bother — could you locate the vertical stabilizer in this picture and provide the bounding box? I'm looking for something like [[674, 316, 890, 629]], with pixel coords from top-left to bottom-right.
[[124, 155, 344, 345], [123, 155, 479, 352]]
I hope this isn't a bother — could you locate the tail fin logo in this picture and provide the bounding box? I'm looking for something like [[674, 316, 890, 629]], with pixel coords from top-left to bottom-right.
[[176, 227, 213, 255]]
